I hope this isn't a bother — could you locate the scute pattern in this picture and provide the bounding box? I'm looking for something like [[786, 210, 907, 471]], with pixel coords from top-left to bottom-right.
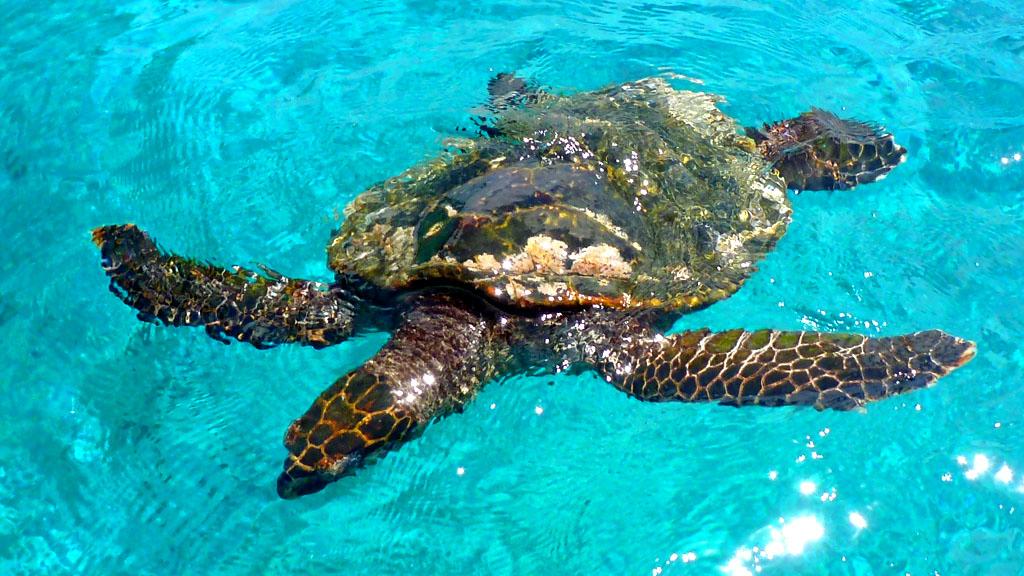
[[330, 78, 792, 311]]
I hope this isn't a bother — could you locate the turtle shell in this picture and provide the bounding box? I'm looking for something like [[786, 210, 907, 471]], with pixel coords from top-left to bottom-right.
[[328, 78, 791, 311]]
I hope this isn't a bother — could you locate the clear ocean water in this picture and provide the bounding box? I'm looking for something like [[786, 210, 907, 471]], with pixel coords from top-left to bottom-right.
[[2, 0, 1023, 574]]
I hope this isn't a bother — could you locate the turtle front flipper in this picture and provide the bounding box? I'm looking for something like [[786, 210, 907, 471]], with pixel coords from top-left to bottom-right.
[[581, 323, 975, 410], [92, 224, 354, 349], [277, 293, 512, 499], [746, 109, 907, 190]]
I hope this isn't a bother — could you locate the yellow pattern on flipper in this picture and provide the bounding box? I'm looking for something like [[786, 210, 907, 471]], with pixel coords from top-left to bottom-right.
[[277, 294, 513, 499]]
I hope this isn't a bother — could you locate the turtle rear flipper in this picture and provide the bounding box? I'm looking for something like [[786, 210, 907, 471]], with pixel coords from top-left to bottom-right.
[[580, 322, 975, 410], [487, 72, 542, 111], [93, 224, 354, 349], [747, 108, 907, 190]]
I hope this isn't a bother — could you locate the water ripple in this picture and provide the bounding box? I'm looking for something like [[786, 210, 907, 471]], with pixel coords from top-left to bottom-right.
[[3, 0, 1024, 574]]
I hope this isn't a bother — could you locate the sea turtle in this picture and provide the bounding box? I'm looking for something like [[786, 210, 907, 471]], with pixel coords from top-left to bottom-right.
[[93, 75, 976, 499]]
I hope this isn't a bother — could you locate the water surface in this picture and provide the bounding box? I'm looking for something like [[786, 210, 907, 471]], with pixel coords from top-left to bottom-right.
[[2, 0, 1024, 574]]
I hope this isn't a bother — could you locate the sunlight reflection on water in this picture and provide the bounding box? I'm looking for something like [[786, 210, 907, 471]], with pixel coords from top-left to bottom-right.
[[722, 515, 826, 576]]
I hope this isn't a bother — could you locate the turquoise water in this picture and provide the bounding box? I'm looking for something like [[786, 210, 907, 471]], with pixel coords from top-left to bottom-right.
[[2, 0, 1024, 573]]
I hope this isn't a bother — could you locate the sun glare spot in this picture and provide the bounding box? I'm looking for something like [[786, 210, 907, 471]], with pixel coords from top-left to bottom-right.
[[849, 512, 867, 530], [973, 454, 991, 473], [995, 464, 1014, 484], [722, 515, 826, 575]]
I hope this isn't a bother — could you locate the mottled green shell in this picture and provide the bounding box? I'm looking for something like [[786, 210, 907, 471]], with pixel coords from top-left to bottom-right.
[[329, 78, 791, 311]]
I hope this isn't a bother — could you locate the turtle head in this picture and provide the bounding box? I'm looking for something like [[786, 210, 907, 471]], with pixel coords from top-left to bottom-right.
[[276, 371, 416, 499]]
